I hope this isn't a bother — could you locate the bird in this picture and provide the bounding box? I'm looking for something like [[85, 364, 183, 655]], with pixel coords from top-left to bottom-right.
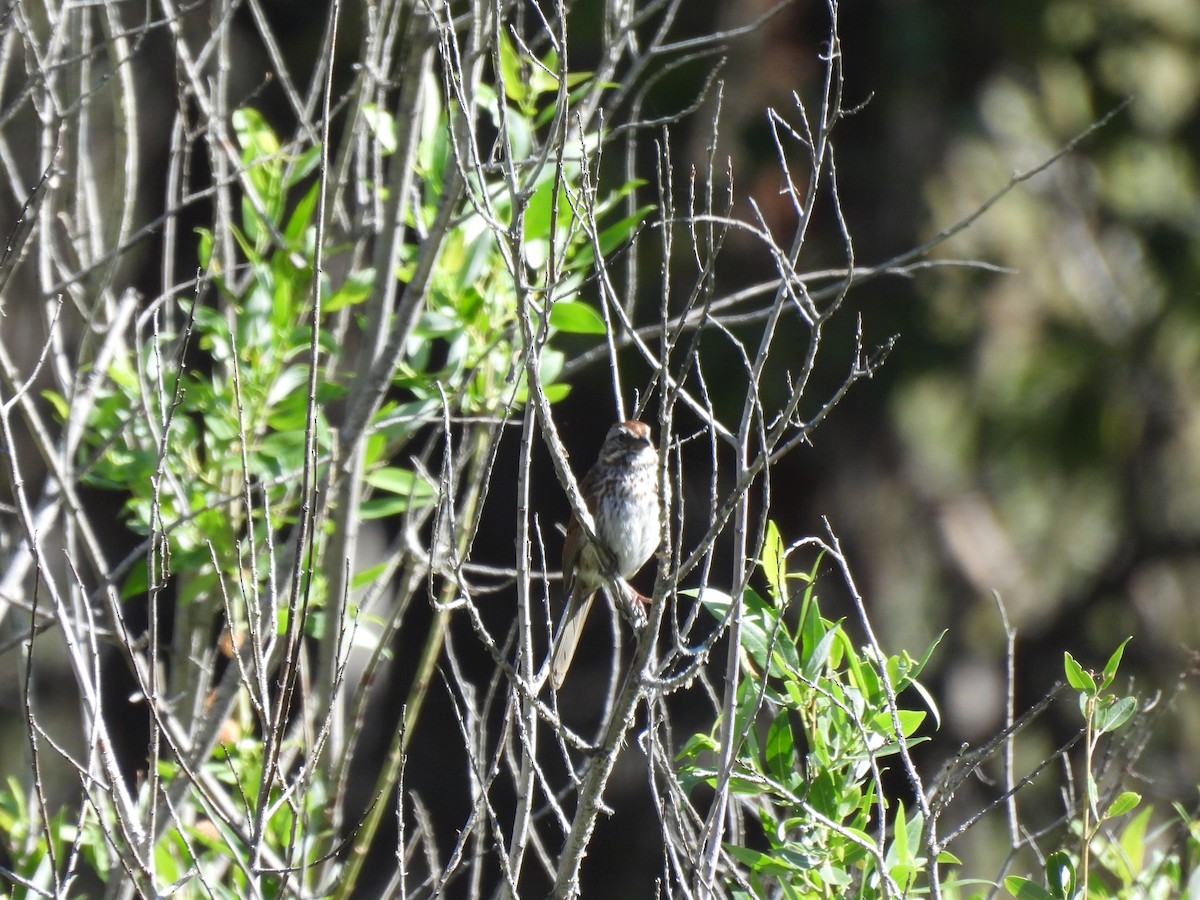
[[550, 420, 662, 689]]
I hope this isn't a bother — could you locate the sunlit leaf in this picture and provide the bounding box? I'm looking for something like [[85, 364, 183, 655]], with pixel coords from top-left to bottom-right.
[[1003, 876, 1056, 900], [1105, 790, 1141, 819], [497, 31, 527, 107], [362, 104, 398, 155], [365, 467, 437, 508], [548, 300, 606, 335], [1101, 636, 1132, 690], [1044, 850, 1075, 899], [1063, 652, 1096, 696], [325, 268, 376, 313], [41, 390, 69, 421], [1095, 695, 1136, 735], [760, 519, 785, 601], [232, 107, 280, 160], [802, 625, 837, 682], [351, 562, 390, 591], [1118, 805, 1152, 878], [284, 145, 321, 187]]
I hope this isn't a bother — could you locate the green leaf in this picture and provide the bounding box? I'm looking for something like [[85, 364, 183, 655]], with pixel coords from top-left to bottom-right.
[[675, 731, 718, 762], [693, 587, 735, 622], [305, 608, 328, 640], [838, 630, 871, 698], [1118, 805, 1152, 879], [534, 76, 601, 127], [362, 104, 398, 155], [886, 652, 909, 689], [284, 182, 320, 247], [696, 584, 802, 676], [596, 206, 655, 255], [723, 844, 793, 877], [515, 379, 571, 404], [870, 708, 926, 738], [750, 591, 801, 675], [1104, 790, 1141, 819], [548, 299, 606, 335], [937, 850, 963, 865], [366, 466, 436, 502], [760, 519, 785, 601], [1095, 695, 1136, 735], [352, 562, 390, 590], [121, 564, 149, 600], [764, 712, 796, 785], [362, 494, 434, 520], [1063, 652, 1096, 696], [890, 864, 916, 892], [497, 31, 528, 107], [41, 390, 69, 421], [731, 680, 763, 761], [284, 145, 322, 187], [232, 107, 280, 160], [325, 268, 375, 313], [524, 169, 573, 236], [801, 624, 837, 682], [528, 47, 563, 97], [890, 799, 912, 867], [798, 570, 826, 658], [1100, 636, 1132, 690], [1044, 850, 1075, 899], [907, 678, 943, 732], [316, 381, 348, 405], [563, 70, 592, 90], [727, 773, 768, 796], [913, 630, 947, 681], [366, 467, 416, 493], [230, 221, 264, 265], [570, 205, 655, 270], [845, 643, 882, 702], [197, 227, 214, 269], [1003, 876, 1057, 900]]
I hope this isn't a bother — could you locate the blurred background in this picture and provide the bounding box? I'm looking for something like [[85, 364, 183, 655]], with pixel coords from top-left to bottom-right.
[[552, 0, 1200, 882], [640, 0, 1200, 877]]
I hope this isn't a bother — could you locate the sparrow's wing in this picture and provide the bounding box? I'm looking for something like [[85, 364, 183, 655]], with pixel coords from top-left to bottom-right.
[[550, 588, 595, 689]]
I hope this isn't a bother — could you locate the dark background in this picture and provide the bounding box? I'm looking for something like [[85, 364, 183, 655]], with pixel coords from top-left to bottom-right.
[[551, 0, 1200, 889]]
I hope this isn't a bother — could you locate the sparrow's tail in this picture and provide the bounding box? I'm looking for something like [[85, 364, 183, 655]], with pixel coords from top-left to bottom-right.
[[549, 591, 596, 689]]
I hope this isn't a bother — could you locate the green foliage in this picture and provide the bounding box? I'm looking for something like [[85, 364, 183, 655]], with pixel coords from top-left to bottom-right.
[[999, 795, 1199, 900], [0, 735, 334, 897], [55, 62, 648, 606], [63, 107, 353, 618], [677, 521, 942, 897], [1002, 639, 1190, 900], [16, 34, 652, 894], [680, 526, 1200, 900], [0, 776, 74, 889]]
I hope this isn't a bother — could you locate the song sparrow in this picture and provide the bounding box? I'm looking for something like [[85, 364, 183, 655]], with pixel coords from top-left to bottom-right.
[[550, 419, 663, 689]]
